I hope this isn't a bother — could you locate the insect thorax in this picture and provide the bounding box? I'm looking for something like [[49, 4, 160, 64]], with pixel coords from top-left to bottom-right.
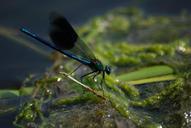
[[91, 59, 104, 71]]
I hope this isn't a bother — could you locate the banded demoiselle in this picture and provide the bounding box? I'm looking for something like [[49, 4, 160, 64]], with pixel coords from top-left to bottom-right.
[[20, 13, 111, 85]]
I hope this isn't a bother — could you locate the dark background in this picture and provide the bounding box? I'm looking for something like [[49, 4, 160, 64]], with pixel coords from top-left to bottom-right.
[[0, 0, 191, 87]]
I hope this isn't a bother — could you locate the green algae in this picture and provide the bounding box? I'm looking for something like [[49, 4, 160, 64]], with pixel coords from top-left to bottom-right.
[[130, 78, 185, 107]]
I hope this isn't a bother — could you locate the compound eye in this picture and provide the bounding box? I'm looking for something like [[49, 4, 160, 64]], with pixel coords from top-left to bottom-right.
[[105, 66, 111, 75]]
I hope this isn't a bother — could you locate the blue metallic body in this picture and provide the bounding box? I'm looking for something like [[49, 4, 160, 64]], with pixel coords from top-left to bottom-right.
[[20, 28, 91, 65]]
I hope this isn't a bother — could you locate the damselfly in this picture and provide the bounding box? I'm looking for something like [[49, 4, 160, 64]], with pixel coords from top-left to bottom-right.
[[20, 13, 111, 85]]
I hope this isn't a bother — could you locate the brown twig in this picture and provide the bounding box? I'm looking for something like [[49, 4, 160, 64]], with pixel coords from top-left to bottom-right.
[[60, 72, 106, 100]]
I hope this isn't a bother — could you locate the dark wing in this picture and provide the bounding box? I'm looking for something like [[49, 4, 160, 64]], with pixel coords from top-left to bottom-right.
[[49, 13, 96, 61]]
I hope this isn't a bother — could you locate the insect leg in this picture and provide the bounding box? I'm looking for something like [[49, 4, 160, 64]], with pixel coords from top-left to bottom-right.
[[100, 71, 105, 89], [80, 70, 97, 82], [92, 71, 101, 80], [69, 64, 82, 75]]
